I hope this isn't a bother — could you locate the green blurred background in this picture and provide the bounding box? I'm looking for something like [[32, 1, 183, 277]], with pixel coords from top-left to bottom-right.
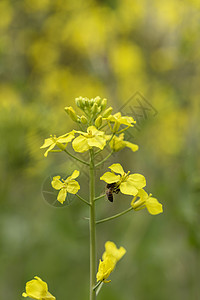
[[0, 0, 200, 299]]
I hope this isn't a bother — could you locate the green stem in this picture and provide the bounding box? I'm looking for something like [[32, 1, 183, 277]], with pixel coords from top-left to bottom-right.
[[94, 194, 106, 201], [93, 281, 101, 291], [96, 207, 133, 224], [117, 126, 130, 134], [76, 194, 91, 206], [63, 149, 89, 166], [89, 149, 96, 300], [95, 151, 113, 168]]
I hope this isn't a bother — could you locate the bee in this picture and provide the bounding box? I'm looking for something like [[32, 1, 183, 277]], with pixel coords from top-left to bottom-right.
[[106, 183, 120, 202]]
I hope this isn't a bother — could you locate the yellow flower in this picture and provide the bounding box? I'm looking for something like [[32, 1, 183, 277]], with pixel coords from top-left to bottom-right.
[[72, 126, 110, 153], [131, 189, 163, 215], [22, 276, 55, 300], [40, 131, 75, 157], [96, 257, 115, 283], [100, 163, 146, 196], [105, 112, 136, 133], [110, 133, 139, 152], [102, 241, 126, 262], [96, 241, 126, 283], [51, 170, 80, 204]]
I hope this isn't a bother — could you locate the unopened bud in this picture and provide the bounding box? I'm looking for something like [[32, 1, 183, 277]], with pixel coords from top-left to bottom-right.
[[92, 103, 98, 114], [102, 107, 113, 118], [94, 96, 101, 106], [80, 115, 88, 124], [101, 98, 107, 111], [95, 115, 102, 128], [64, 106, 78, 122]]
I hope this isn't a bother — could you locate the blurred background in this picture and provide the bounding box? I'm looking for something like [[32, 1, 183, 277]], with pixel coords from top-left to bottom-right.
[[0, 0, 200, 299]]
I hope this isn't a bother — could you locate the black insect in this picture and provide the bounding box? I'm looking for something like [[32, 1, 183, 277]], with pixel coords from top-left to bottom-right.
[[106, 183, 120, 202]]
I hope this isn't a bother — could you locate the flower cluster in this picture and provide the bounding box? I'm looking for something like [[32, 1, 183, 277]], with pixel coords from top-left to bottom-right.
[[96, 241, 126, 283], [22, 276, 55, 300]]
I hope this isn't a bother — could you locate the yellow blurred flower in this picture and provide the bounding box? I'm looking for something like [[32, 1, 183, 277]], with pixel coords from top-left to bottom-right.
[[110, 133, 138, 152], [131, 189, 163, 215], [96, 241, 126, 283], [22, 276, 55, 300], [40, 131, 75, 157], [51, 170, 80, 204], [100, 163, 146, 196], [72, 126, 110, 153]]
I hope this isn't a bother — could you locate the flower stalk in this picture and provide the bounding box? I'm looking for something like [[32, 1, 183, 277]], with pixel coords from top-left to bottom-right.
[[89, 149, 96, 300]]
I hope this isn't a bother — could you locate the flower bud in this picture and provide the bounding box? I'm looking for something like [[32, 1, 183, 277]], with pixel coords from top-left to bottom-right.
[[64, 106, 79, 122], [92, 103, 98, 114], [95, 115, 102, 128], [102, 107, 113, 118], [80, 115, 88, 124], [94, 96, 101, 106], [75, 98, 82, 109], [101, 98, 107, 111]]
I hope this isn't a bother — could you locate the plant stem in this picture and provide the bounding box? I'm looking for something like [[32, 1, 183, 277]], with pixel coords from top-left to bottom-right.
[[94, 194, 106, 201], [63, 149, 89, 166], [95, 151, 113, 167], [96, 207, 133, 224], [89, 149, 96, 300], [76, 194, 91, 206]]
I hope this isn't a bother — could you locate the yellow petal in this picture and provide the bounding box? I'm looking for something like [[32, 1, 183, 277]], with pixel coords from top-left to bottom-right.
[[103, 241, 126, 262], [72, 135, 90, 152], [120, 181, 138, 195], [24, 276, 48, 299], [51, 176, 63, 190], [145, 197, 163, 215], [66, 180, 80, 194], [96, 258, 115, 282], [57, 188, 67, 204], [67, 170, 80, 180], [87, 126, 99, 135], [125, 141, 139, 152], [44, 143, 56, 157], [40, 138, 53, 149], [87, 136, 107, 150], [108, 163, 124, 175], [57, 133, 75, 144], [22, 292, 28, 297], [127, 174, 146, 189], [100, 172, 120, 184]]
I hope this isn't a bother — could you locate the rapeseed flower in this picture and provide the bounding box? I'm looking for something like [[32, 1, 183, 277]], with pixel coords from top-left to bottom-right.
[[96, 241, 126, 283], [51, 170, 80, 204], [100, 163, 146, 196], [40, 131, 75, 157], [72, 126, 110, 153], [22, 276, 55, 300], [105, 112, 136, 133], [110, 133, 138, 152], [131, 189, 163, 215]]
